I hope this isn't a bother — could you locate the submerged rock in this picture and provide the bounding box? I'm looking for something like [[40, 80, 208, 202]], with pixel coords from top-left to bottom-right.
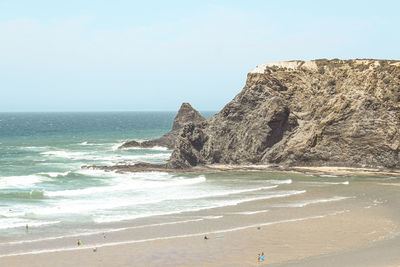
[[168, 59, 400, 169], [119, 103, 206, 150]]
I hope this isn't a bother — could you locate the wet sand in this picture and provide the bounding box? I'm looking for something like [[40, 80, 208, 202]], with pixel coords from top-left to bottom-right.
[[0, 198, 397, 266]]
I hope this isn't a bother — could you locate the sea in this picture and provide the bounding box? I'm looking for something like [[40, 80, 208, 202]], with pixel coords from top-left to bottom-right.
[[0, 112, 399, 257]]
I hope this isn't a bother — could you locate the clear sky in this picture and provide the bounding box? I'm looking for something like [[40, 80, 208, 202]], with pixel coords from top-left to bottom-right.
[[0, 0, 399, 112]]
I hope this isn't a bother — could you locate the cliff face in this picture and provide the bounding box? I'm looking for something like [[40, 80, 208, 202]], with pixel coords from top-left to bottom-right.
[[119, 103, 206, 150], [168, 59, 400, 169]]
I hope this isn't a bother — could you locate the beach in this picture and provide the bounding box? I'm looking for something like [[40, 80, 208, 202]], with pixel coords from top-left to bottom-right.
[[1, 113, 399, 266], [1, 170, 399, 266]]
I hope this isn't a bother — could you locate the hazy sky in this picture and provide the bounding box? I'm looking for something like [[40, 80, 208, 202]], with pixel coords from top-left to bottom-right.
[[1, 0, 399, 112]]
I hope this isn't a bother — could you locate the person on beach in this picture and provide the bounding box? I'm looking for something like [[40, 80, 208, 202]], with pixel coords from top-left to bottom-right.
[[77, 239, 82, 246], [257, 254, 261, 263], [204, 235, 209, 240], [25, 224, 28, 233], [260, 252, 265, 261]]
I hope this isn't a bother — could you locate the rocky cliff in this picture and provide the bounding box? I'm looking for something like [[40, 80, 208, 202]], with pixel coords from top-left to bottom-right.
[[119, 103, 206, 150], [168, 59, 400, 169]]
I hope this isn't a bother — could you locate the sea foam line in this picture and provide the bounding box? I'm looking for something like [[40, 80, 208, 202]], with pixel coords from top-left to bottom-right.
[[0, 211, 345, 258], [273, 196, 353, 208], [0, 175, 48, 189], [93, 190, 306, 223], [44, 175, 207, 197], [267, 179, 292, 185], [302, 181, 349, 185], [232, 209, 269, 215]]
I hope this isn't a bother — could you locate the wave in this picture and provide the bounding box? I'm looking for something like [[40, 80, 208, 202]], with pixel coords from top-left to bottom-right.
[[111, 142, 125, 151], [85, 153, 171, 162], [93, 190, 306, 223], [121, 146, 169, 151], [40, 151, 89, 159], [20, 146, 50, 151], [44, 151, 171, 162], [0, 175, 47, 189], [322, 181, 349, 185], [273, 196, 352, 208], [0, 218, 60, 230], [39, 171, 71, 178], [169, 185, 279, 201], [44, 175, 207, 197], [233, 209, 269, 215], [31, 184, 277, 217], [78, 142, 105, 146], [267, 179, 292, 184], [302, 181, 349, 185]]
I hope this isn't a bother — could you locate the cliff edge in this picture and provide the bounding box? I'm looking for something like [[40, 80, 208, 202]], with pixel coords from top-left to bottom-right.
[[168, 59, 400, 169]]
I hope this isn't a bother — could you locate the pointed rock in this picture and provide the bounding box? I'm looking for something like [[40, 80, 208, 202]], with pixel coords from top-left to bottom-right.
[[119, 103, 206, 150]]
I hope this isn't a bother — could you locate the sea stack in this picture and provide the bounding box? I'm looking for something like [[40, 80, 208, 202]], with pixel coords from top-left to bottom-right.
[[119, 102, 206, 150], [168, 59, 400, 169]]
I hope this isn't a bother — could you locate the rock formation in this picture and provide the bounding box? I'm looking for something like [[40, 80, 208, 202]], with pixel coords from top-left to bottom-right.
[[119, 103, 206, 150], [168, 59, 400, 169]]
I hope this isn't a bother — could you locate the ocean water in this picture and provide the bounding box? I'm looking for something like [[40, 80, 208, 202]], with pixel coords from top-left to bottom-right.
[[0, 112, 219, 233], [1, 112, 399, 257]]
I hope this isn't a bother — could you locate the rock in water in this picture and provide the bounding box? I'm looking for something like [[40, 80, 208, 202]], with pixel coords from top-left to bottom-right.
[[119, 103, 206, 150], [168, 59, 400, 169]]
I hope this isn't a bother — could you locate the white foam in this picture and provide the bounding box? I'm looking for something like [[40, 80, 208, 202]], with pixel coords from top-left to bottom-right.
[[39, 171, 70, 178], [202, 216, 223, 219], [322, 181, 349, 185], [93, 190, 306, 223], [0, 218, 60, 230], [274, 196, 353, 208], [44, 175, 206, 197], [40, 150, 89, 159], [267, 179, 292, 184], [21, 146, 50, 151], [233, 209, 269, 215], [0, 175, 47, 189], [169, 185, 279, 201], [79, 142, 104, 146], [121, 146, 169, 151], [302, 181, 349, 185], [78, 153, 171, 162], [111, 142, 125, 151]]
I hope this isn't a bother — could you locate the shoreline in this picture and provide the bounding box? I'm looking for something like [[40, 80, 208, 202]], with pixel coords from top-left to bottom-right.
[[2, 166, 400, 266], [88, 163, 400, 177], [0, 205, 395, 266], [1, 175, 400, 266]]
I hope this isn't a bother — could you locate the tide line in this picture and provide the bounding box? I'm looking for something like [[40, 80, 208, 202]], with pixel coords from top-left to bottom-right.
[[0, 211, 347, 258]]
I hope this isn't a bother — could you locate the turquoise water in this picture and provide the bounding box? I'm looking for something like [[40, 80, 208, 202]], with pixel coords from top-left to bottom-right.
[[0, 112, 219, 234]]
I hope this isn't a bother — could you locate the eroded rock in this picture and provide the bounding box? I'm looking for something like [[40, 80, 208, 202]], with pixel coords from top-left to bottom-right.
[[168, 59, 400, 169], [119, 103, 206, 150]]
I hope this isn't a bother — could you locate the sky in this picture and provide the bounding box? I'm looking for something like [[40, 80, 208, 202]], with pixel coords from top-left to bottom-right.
[[0, 0, 399, 112]]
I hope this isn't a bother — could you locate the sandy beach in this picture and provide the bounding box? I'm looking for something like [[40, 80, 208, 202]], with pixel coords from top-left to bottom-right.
[[1, 170, 399, 267]]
